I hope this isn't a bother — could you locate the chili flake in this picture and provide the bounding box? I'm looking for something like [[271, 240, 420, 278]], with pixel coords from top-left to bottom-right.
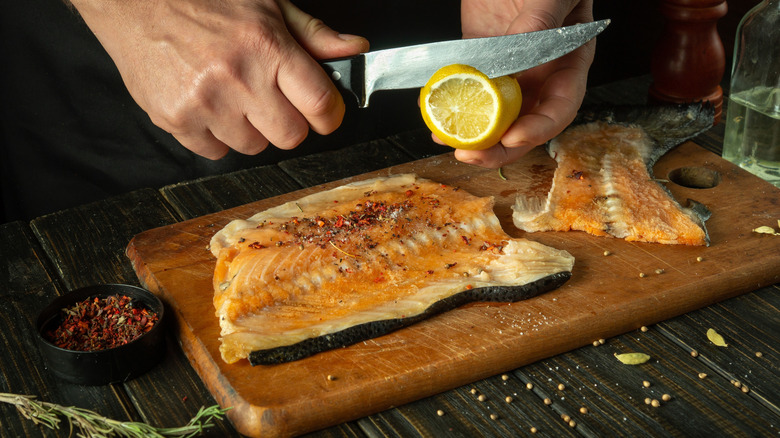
[[46, 295, 159, 352]]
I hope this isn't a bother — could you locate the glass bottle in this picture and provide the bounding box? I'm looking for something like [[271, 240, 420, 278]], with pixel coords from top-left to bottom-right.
[[721, 0, 780, 187]]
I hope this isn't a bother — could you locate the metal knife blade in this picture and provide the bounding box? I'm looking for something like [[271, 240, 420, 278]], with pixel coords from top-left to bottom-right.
[[321, 19, 610, 108]]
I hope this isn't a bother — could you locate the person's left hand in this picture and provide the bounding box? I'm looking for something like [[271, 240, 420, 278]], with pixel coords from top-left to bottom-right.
[[449, 0, 595, 168]]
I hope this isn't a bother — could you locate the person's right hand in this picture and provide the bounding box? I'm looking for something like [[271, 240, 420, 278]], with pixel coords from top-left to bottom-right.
[[69, 0, 370, 159]]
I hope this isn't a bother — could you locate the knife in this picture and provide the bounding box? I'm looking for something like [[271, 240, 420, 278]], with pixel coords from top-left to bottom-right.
[[320, 19, 610, 108]]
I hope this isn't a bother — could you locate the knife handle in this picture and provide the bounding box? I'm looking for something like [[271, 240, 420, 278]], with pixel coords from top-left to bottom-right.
[[320, 56, 367, 107]]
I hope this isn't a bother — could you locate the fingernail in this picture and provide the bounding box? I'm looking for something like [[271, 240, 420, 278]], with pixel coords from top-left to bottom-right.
[[338, 33, 364, 41]]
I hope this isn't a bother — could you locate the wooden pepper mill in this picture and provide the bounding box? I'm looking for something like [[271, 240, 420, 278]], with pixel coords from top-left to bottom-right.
[[649, 0, 728, 124]]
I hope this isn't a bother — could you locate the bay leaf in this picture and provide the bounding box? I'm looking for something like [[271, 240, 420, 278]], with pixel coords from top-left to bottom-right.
[[752, 226, 779, 235], [614, 352, 650, 365], [706, 328, 728, 347]]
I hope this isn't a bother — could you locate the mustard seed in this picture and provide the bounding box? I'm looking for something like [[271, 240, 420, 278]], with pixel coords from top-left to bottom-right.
[[505, 396, 513, 403], [490, 414, 499, 420], [733, 380, 742, 388], [641, 326, 649, 332], [662, 394, 672, 401], [558, 383, 566, 391], [579, 406, 588, 414], [501, 374, 509, 381], [741, 385, 750, 394], [544, 398, 552, 405], [599, 338, 606, 345], [562, 414, 571, 422], [470, 388, 478, 395], [526, 382, 534, 390], [691, 350, 699, 358], [437, 409, 445, 416], [327, 375, 336, 381], [698, 373, 708, 379], [644, 397, 652, 405], [593, 340, 600, 347], [639, 272, 647, 278], [651, 399, 661, 407], [655, 268, 665, 274], [643, 380, 651, 388], [696, 256, 703, 262], [756, 351, 763, 358], [569, 420, 577, 427], [478, 394, 486, 402], [603, 250, 611, 256], [530, 427, 538, 433]]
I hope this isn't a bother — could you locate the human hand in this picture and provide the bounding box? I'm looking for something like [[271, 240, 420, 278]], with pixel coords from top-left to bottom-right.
[[452, 0, 595, 168], [69, 0, 369, 159]]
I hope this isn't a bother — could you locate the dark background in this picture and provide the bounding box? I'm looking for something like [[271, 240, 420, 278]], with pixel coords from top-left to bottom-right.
[[0, 1, 760, 223]]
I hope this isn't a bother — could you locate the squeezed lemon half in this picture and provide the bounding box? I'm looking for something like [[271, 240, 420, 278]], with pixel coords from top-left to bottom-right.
[[420, 64, 522, 151]]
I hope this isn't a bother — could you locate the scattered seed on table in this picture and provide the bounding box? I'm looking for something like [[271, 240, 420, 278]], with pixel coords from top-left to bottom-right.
[[732, 380, 742, 388], [558, 383, 566, 391], [651, 399, 661, 407], [561, 414, 571, 422], [698, 373, 708, 379], [639, 272, 647, 278], [641, 326, 649, 332], [644, 398, 652, 405], [742, 386, 750, 394], [437, 409, 445, 417], [756, 351, 763, 358], [691, 350, 699, 358], [490, 414, 499, 420], [569, 420, 577, 428], [603, 250, 611, 256], [478, 394, 486, 402], [696, 256, 704, 262], [505, 396, 513, 403], [655, 268, 665, 274], [579, 406, 588, 414], [599, 338, 606, 345], [593, 340, 600, 347], [501, 374, 509, 381], [526, 382, 534, 390], [643, 380, 651, 388], [327, 375, 337, 381], [544, 398, 552, 405], [662, 394, 672, 401], [530, 427, 538, 433], [471, 388, 478, 395]]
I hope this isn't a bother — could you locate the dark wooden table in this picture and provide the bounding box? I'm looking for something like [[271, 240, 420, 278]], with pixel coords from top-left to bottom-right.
[[2, 76, 778, 437]]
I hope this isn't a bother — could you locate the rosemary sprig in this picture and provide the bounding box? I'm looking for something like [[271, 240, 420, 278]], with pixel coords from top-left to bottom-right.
[[1, 392, 229, 438]]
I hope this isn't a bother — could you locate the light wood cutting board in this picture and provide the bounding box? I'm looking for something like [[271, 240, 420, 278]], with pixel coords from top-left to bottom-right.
[[127, 142, 780, 438]]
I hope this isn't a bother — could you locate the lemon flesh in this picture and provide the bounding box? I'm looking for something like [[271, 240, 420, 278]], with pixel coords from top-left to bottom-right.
[[420, 64, 522, 151]]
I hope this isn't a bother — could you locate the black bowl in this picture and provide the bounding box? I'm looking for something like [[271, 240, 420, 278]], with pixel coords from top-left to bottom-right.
[[35, 284, 166, 385]]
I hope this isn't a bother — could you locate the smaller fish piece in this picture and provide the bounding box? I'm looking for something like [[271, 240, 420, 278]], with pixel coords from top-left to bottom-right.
[[512, 103, 714, 246]]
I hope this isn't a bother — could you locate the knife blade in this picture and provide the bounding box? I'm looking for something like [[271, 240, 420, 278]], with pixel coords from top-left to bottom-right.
[[321, 19, 610, 108]]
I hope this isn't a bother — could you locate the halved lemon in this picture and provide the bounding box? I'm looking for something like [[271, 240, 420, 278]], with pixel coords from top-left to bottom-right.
[[420, 64, 522, 151]]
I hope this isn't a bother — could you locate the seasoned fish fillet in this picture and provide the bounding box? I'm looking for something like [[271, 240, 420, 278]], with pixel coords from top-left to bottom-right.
[[513, 104, 713, 246], [210, 174, 574, 365]]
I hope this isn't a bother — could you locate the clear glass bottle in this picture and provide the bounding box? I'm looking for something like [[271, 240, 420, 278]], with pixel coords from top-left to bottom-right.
[[721, 0, 780, 187]]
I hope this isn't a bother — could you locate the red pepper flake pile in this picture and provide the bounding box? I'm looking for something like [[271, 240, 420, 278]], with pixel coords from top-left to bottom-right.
[[46, 295, 159, 351]]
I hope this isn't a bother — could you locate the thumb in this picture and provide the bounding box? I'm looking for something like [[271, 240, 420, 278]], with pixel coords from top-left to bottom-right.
[[278, 1, 369, 59]]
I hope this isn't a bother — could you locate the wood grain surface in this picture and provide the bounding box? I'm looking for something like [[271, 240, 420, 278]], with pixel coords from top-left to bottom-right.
[[126, 142, 780, 438]]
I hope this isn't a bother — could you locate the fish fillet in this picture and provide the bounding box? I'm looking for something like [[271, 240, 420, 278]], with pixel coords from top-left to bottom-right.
[[512, 112, 712, 246], [210, 174, 574, 365]]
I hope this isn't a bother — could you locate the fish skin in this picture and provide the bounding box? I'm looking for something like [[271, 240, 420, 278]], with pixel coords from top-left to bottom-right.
[[248, 272, 571, 365], [210, 174, 575, 365], [512, 103, 714, 246]]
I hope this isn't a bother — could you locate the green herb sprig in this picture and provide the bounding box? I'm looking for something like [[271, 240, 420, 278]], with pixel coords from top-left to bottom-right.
[[0, 392, 229, 438]]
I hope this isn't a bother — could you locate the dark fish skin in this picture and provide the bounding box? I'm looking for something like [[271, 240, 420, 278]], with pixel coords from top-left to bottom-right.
[[573, 102, 716, 168], [248, 272, 571, 365]]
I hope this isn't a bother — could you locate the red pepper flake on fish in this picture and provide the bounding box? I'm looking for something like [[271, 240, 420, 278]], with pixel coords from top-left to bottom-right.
[[210, 174, 574, 365]]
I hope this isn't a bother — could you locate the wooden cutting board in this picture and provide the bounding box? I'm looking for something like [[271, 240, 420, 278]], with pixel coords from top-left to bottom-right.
[[127, 142, 780, 438]]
